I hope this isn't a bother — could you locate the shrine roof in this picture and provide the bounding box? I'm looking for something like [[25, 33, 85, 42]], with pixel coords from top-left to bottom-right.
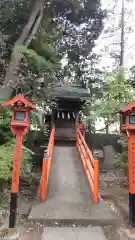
[[47, 84, 90, 100]]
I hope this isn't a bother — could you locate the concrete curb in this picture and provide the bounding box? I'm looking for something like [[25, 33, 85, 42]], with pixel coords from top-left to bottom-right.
[[27, 217, 117, 227]]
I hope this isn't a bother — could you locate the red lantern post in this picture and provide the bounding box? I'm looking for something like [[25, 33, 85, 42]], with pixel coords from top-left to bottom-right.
[[1, 94, 35, 228], [120, 101, 135, 227]]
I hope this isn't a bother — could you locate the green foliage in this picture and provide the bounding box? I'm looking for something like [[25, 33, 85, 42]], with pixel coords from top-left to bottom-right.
[[84, 116, 96, 134], [129, 65, 135, 87], [46, 0, 104, 84], [0, 0, 36, 77], [0, 0, 104, 92], [30, 111, 43, 129], [85, 70, 135, 133], [18, 45, 60, 74], [115, 134, 128, 174], [0, 0, 35, 43], [0, 139, 32, 181], [0, 106, 13, 143], [0, 0, 105, 183], [15, 17, 61, 100], [0, 105, 41, 182]]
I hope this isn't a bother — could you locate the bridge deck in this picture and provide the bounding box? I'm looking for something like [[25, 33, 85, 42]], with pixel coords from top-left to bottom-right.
[[29, 146, 116, 224]]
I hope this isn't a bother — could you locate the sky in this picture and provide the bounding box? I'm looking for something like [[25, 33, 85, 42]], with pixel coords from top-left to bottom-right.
[[61, 0, 135, 77], [94, 0, 135, 70], [92, 0, 135, 132]]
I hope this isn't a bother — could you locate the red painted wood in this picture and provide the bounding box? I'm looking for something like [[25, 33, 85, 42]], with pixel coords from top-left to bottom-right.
[[1, 94, 35, 109], [11, 133, 23, 193]]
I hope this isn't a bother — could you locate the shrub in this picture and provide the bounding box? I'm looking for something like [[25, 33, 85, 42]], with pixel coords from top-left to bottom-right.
[[0, 139, 32, 182], [114, 134, 128, 174]]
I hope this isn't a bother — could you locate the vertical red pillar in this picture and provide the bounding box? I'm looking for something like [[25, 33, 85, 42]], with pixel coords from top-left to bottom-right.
[[128, 133, 135, 227], [9, 133, 23, 228], [40, 152, 48, 201]]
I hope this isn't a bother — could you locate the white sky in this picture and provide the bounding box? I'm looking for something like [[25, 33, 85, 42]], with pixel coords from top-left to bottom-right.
[[61, 0, 135, 74], [95, 0, 135, 69]]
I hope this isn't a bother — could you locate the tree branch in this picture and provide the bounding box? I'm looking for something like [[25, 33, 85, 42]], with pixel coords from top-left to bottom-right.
[[4, 0, 46, 88], [25, 9, 43, 46]]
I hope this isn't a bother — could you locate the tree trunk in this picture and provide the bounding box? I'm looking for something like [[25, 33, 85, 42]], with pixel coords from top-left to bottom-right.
[[118, 0, 125, 100], [105, 125, 109, 135], [120, 0, 124, 67], [4, 0, 46, 88], [105, 119, 109, 135]]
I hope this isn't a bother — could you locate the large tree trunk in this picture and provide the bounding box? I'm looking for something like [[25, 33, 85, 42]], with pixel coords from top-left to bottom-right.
[[4, 0, 46, 88], [120, 0, 124, 67], [118, 0, 125, 100]]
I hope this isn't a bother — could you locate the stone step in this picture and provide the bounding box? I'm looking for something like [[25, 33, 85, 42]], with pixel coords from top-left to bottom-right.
[[16, 226, 108, 240], [41, 227, 107, 240]]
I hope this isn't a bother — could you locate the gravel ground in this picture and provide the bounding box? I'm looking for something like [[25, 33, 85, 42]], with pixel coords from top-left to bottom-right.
[[100, 169, 129, 240]]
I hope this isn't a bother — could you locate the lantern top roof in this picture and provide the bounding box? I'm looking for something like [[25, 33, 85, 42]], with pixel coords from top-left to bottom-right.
[[0, 94, 35, 109], [120, 101, 135, 113]]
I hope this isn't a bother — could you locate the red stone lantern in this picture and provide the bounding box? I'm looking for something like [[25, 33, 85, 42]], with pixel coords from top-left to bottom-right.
[[1, 94, 35, 229], [120, 101, 135, 133], [120, 101, 135, 227]]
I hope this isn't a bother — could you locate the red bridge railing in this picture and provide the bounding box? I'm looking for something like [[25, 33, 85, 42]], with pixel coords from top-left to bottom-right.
[[40, 126, 55, 200], [76, 128, 99, 203]]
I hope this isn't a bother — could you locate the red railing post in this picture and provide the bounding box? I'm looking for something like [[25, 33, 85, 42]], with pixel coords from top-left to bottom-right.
[[40, 126, 55, 201], [76, 129, 100, 204], [93, 159, 99, 203], [76, 128, 78, 148], [40, 151, 48, 201]]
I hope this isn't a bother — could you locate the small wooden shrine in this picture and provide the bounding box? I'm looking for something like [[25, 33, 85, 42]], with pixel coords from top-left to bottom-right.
[[46, 84, 90, 140]]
